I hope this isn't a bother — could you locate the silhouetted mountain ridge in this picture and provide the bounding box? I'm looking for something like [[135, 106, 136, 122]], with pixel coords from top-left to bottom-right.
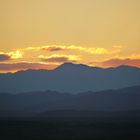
[[0, 63, 140, 93], [0, 85, 140, 117]]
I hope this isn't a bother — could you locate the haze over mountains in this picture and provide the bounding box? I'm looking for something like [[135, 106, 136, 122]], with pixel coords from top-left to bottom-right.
[[0, 63, 140, 93], [0, 85, 140, 117]]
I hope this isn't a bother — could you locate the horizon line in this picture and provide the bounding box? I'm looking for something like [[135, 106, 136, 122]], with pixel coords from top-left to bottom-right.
[[0, 62, 139, 74]]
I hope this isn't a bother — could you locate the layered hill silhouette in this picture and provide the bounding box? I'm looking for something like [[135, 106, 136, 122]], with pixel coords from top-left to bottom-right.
[[0, 63, 140, 93], [0, 85, 140, 117], [1, 86, 140, 140]]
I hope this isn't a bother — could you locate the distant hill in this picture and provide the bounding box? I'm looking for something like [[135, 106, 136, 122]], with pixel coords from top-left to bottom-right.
[[0, 63, 140, 93], [0, 85, 140, 117]]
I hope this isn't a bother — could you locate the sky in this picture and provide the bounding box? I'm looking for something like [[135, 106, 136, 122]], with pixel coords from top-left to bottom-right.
[[0, 0, 140, 73]]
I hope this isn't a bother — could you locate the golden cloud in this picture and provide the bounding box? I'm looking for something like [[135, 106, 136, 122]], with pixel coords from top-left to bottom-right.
[[39, 54, 80, 63], [128, 54, 140, 59], [25, 45, 120, 55], [8, 50, 23, 59], [0, 50, 23, 60]]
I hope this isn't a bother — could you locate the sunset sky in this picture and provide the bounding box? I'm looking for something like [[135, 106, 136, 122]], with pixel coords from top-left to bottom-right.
[[0, 0, 140, 73]]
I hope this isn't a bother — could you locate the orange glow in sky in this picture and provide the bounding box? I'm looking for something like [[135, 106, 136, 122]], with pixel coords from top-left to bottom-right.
[[0, 0, 140, 73]]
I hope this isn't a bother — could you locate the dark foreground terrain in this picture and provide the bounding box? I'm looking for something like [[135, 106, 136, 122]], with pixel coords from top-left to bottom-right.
[[1, 111, 140, 140]]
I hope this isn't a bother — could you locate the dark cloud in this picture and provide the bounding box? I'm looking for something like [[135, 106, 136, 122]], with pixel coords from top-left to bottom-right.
[[91, 58, 140, 68], [0, 54, 11, 61], [41, 56, 76, 63], [42, 46, 63, 52], [42, 57, 69, 63]]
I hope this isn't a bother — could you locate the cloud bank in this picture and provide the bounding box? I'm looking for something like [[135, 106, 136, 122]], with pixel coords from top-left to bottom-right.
[[0, 63, 57, 73], [91, 58, 140, 68], [25, 45, 119, 55], [40, 54, 80, 63]]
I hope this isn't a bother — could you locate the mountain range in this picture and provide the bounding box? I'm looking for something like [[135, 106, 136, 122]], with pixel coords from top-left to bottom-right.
[[0, 85, 140, 117], [0, 63, 140, 93]]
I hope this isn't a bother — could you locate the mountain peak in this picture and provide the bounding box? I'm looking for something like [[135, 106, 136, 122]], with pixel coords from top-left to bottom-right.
[[55, 62, 92, 71], [116, 65, 139, 70]]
